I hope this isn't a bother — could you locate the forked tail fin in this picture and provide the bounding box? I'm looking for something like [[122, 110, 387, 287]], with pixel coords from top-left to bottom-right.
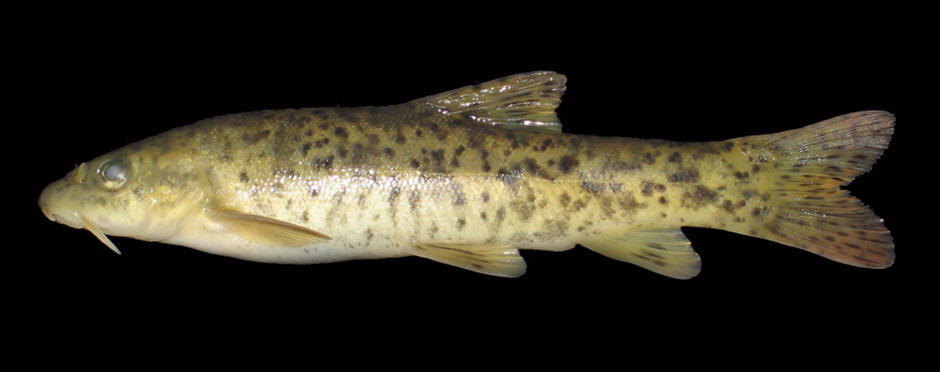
[[745, 111, 895, 268]]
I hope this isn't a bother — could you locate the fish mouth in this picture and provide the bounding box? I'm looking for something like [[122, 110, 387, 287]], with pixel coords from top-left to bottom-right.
[[80, 216, 122, 255], [40, 181, 121, 255]]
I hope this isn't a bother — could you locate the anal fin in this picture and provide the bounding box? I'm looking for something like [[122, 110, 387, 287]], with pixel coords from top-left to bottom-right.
[[413, 243, 527, 278], [581, 228, 701, 279]]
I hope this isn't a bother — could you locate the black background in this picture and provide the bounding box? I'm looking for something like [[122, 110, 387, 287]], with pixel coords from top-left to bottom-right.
[[13, 3, 933, 362]]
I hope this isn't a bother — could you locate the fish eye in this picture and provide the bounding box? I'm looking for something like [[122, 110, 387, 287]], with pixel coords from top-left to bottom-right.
[[98, 159, 127, 188]]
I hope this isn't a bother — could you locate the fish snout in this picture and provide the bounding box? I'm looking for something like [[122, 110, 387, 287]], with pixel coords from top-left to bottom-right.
[[39, 183, 56, 221], [39, 181, 82, 229]]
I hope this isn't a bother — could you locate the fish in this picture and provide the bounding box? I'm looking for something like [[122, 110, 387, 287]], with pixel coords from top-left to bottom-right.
[[38, 71, 895, 279]]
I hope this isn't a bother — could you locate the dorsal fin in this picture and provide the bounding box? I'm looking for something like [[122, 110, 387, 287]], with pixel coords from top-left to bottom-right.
[[411, 71, 566, 133]]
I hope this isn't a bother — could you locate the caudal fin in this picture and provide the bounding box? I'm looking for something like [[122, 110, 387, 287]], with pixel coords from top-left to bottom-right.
[[746, 111, 895, 268]]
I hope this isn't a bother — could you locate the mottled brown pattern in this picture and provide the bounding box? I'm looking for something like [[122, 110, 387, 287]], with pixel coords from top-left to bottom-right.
[[40, 69, 893, 278]]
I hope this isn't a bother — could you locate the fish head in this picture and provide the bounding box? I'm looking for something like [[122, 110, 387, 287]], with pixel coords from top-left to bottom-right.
[[39, 140, 209, 254]]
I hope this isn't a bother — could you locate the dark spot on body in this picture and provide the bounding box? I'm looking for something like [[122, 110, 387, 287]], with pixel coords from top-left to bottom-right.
[[480, 212, 487, 220], [560, 192, 571, 207], [288, 112, 311, 127], [752, 165, 760, 173], [301, 211, 309, 223], [453, 188, 466, 206], [510, 201, 533, 221], [505, 132, 528, 149], [481, 192, 490, 203], [337, 109, 360, 123], [408, 191, 420, 211], [539, 138, 553, 151], [572, 199, 587, 212], [523, 158, 553, 180], [722, 199, 747, 213], [336, 146, 348, 159], [608, 183, 624, 193], [682, 185, 717, 209], [669, 168, 699, 183], [568, 137, 581, 148], [558, 155, 579, 174], [617, 192, 644, 212], [734, 171, 749, 179], [333, 127, 348, 140], [312, 155, 335, 170], [581, 181, 605, 194], [430, 149, 446, 172], [427, 123, 440, 135], [691, 143, 718, 160], [410, 159, 420, 169], [301, 143, 312, 157], [614, 160, 642, 172], [310, 109, 328, 120], [242, 130, 271, 145], [457, 218, 466, 229], [668, 152, 682, 163], [383, 147, 395, 158], [659, 197, 667, 204], [239, 171, 249, 183], [388, 186, 401, 204], [497, 167, 523, 187], [479, 150, 491, 172]]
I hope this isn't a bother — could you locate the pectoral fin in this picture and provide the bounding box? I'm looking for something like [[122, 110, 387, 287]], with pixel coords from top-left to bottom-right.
[[206, 207, 330, 247], [413, 243, 527, 278], [581, 228, 701, 279]]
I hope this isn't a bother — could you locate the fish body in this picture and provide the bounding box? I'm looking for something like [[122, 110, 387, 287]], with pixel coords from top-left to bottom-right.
[[39, 72, 895, 278]]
